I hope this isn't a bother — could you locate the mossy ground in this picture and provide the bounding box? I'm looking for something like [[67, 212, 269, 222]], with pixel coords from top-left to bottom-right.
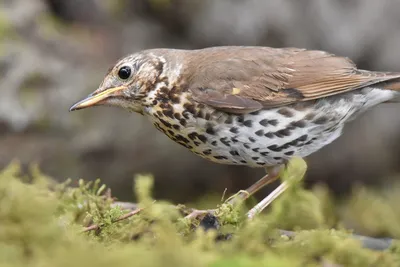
[[1, 158, 400, 267]]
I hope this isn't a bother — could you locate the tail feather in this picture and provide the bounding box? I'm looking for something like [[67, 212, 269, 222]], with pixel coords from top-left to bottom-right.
[[380, 78, 400, 91], [374, 75, 400, 103]]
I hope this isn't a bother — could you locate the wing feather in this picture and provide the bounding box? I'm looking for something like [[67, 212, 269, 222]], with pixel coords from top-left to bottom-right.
[[184, 46, 400, 114]]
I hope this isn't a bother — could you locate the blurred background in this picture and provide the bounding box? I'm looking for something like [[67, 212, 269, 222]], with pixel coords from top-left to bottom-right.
[[2, 0, 400, 204]]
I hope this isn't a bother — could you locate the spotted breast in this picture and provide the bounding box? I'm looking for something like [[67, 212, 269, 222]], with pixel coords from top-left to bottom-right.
[[142, 84, 392, 168]]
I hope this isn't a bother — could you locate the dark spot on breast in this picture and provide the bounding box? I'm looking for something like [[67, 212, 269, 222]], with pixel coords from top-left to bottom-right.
[[156, 110, 163, 117], [172, 124, 180, 130], [264, 132, 274, 138], [313, 116, 329, 124], [256, 162, 265, 166], [273, 157, 282, 161], [240, 160, 247, 164], [286, 124, 296, 131], [291, 120, 306, 128], [168, 87, 180, 103], [284, 151, 294, 156], [252, 148, 259, 152], [237, 115, 244, 123], [175, 134, 190, 144], [159, 118, 172, 128], [268, 145, 282, 152], [230, 127, 239, 134], [243, 143, 251, 149], [167, 130, 175, 136], [277, 108, 294, 117], [152, 100, 158, 105], [206, 124, 216, 135], [305, 140, 313, 145], [259, 119, 269, 127], [281, 143, 290, 149], [159, 102, 170, 109], [305, 113, 316, 121], [179, 118, 187, 126], [255, 129, 264, 136], [211, 141, 218, 146], [174, 113, 181, 120], [298, 134, 308, 142], [194, 141, 201, 146], [229, 150, 239, 156], [188, 132, 198, 140], [214, 155, 228, 160], [160, 87, 169, 95], [170, 95, 180, 104], [252, 157, 259, 160], [243, 120, 253, 127], [183, 103, 196, 115], [220, 137, 231, 147], [198, 135, 207, 143], [260, 151, 269, 156], [248, 137, 256, 143], [276, 129, 291, 137], [285, 140, 298, 147], [205, 113, 211, 120], [196, 109, 205, 119], [162, 108, 174, 118], [268, 119, 278, 126], [250, 110, 260, 115], [231, 138, 238, 143], [203, 149, 212, 155], [225, 116, 233, 124]]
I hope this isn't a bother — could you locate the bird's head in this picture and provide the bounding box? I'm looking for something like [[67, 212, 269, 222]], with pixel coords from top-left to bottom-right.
[[69, 50, 168, 114]]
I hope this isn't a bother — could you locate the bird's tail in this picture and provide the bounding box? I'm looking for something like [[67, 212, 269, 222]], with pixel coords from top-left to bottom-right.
[[376, 76, 400, 103], [380, 77, 400, 91]]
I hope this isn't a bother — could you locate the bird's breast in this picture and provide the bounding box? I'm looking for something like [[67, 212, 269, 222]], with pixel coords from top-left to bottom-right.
[[143, 96, 351, 167]]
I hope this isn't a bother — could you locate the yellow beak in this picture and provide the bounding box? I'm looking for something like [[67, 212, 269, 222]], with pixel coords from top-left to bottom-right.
[[69, 86, 126, 111]]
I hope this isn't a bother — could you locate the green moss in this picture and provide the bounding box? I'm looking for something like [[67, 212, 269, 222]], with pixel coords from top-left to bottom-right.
[[1, 158, 400, 267]]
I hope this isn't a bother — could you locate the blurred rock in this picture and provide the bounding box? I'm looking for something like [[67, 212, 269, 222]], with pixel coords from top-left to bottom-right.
[[1, 0, 400, 203]]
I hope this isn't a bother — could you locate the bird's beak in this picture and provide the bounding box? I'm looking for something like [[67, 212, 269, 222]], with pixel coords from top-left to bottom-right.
[[69, 86, 127, 111]]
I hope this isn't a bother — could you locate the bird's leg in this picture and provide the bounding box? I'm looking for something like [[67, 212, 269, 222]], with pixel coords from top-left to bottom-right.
[[246, 158, 308, 219], [184, 165, 283, 220], [246, 181, 289, 219], [226, 165, 283, 205]]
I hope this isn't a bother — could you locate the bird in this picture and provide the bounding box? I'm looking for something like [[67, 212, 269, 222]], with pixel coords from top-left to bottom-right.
[[69, 46, 400, 218]]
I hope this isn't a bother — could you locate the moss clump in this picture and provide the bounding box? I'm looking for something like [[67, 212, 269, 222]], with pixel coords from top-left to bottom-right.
[[1, 158, 400, 267]]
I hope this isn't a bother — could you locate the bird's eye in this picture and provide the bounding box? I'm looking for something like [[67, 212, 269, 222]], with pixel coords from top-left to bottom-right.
[[117, 66, 132, 80]]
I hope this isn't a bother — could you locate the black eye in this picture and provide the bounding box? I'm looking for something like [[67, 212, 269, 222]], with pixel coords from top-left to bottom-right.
[[117, 66, 131, 80]]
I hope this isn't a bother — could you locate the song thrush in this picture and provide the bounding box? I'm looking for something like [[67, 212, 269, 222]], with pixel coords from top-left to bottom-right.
[[70, 46, 400, 218]]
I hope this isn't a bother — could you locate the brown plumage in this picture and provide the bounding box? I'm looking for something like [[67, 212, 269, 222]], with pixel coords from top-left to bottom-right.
[[69, 46, 400, 218], [181, 47, 400, 113]]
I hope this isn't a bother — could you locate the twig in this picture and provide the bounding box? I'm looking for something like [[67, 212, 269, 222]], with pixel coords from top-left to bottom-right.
[[83, 207, 143, 232], [221, 188, 228, 202]]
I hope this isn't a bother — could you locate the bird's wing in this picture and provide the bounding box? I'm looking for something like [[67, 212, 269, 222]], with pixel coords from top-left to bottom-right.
[[186, 47, 400, 114]]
